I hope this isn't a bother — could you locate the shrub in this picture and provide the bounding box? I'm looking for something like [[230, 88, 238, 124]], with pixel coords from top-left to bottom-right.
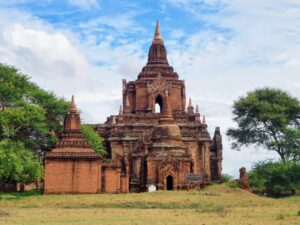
[[221, 173, 233, 183], [249, 160, 300, 196], [226, 181, 240, 189], [80, 124, 107, 156]]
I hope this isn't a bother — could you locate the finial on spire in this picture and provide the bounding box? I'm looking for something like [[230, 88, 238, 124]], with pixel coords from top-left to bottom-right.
[[69, 95, 77, 113], [153, 20, 164, 44], [196, 105, 200, 114], [203, 115, 206, 124], [119, 105, 123, 115], [187, 97, 194, 114]]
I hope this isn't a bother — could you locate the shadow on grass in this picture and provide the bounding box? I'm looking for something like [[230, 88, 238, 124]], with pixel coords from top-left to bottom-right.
[[61, 201, 229, 215], [0, 189, 42, 201]]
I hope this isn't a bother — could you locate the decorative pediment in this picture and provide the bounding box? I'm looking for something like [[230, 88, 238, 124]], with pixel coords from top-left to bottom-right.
[[148, 73, 170, 97], [159, 155, 180, 171]]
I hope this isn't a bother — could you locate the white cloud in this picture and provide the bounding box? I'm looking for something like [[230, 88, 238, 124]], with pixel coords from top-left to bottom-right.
[[68, 0, 100, 10], [0, 9, 90, 96], [0, 6, 145, 125]]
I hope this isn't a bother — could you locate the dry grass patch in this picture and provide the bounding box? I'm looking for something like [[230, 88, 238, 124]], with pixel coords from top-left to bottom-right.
[[0, 184, 299, 225]]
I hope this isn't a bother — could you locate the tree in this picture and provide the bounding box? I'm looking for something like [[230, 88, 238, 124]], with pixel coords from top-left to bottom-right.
[[0, 63, 69, 152], [0, 103, 48, 147], [249, 160, 300, 196], [80, 124, 107, 156], [0, 140, 43, 185], [227, 88, 300, 163], [0, 63, 70, 188]]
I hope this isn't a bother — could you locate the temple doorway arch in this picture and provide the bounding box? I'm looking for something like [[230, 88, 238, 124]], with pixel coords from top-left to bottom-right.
[[155, 95, 163, 113], [166, 175, 173, 190]]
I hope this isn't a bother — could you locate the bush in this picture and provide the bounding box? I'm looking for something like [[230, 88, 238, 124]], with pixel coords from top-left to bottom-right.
[[249, 160, 300, 196], [221, 174, 233, 183], [226, 181, 240, 189], [80, 124, 107, 156], [0, 140, 43, 185]]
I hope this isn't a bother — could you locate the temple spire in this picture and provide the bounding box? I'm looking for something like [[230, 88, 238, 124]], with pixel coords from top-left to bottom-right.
[[69, 95, 77, 113], [196, 105, 200, 114], [64, 95, 81, 131], [189, 97, 192, 107], [187, 97, 194, 114], [153, 20, 164, 44], [195, 105, 201, 125]]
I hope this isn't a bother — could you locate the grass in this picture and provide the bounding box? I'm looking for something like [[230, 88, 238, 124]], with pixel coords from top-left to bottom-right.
[[0, 184, 299, 225]]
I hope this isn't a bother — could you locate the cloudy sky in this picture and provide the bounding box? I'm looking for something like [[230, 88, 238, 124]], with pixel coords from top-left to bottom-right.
[[1, 0, 300, 177]]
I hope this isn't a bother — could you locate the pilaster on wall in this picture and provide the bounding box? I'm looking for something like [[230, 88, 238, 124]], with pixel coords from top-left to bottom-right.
[[204, 141, 211, 181], [146, 161, 157, 185]]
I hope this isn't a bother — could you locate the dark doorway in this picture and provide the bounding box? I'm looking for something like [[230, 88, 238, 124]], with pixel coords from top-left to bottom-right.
[[166, 175, 173, 190], [155, 95, 163, 113]]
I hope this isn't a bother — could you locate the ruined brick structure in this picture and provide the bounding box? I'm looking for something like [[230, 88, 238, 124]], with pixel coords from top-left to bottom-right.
[[239, 167, 250, 191], [44, 21, 223, 194]]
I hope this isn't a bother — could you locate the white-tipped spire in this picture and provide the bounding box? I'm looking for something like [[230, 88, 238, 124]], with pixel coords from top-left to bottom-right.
[[119, 105, 123, 115], [69, 95, 77, 113], [196, 105, 199, 114], [189, 97, 192, 107], [153, 20, 164, 44]]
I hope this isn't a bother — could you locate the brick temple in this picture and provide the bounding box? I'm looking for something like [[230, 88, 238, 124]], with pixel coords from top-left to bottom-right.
[[44, 21, 223, 194]]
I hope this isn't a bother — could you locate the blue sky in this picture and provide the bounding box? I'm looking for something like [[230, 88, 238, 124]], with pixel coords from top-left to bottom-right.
[[1, 0, 300, 176]]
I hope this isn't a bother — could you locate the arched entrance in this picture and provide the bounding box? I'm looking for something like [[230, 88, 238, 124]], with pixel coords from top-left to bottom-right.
[[166, 175, 173, 190], [155, 95, 163, 113]]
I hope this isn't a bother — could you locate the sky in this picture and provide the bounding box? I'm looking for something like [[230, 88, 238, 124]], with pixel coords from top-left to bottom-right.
[[1, 0, 300, 177]]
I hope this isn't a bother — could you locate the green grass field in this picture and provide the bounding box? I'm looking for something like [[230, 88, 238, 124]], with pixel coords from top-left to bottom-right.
[[0, 185, 299, 225]]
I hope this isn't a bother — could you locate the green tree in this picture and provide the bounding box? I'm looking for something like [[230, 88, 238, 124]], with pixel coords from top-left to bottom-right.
[[249, 160, 300, 196], [227, 88, 300, 163], [0, 63, 69, 151], [80, 124, 107, 156], [0, 140, 43, 185]]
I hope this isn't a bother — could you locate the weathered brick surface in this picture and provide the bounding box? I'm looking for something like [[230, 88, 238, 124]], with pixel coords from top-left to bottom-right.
[[103, 168, 121, 193], [44, 96, 104, 194], [93, 21, 223, 191], [44, 159, 101, 194], [45, 22, 223, 194]]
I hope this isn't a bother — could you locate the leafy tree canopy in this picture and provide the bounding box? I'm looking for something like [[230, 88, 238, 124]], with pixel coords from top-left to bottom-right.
[[80, 124, 107, 156], [249, 160, 300, 196], [227, 88, 300, 163], [0, 63, 69, 151], [0, 139, 43, 184]]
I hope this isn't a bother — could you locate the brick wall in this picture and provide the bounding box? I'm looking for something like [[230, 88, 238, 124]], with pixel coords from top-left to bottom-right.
[[44, 159, 101, 194], [103, 168, 121, 193]]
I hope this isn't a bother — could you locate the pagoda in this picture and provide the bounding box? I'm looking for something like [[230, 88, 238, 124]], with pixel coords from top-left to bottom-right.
[[94, 21, 223, 192]]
